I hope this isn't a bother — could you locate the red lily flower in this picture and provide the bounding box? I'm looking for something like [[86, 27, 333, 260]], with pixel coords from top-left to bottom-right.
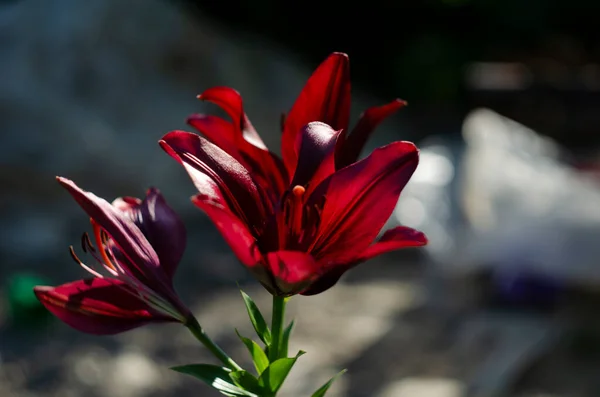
[[185, 52, 407, 205], [160, 121, 426, 296], [34, 177, 191, 334]]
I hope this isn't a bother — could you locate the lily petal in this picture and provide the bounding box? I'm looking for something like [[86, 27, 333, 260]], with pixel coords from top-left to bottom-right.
[[302, 227, 426, 296], [265, 251, 320, 296], [282, 53, 351, 177], [336, 99, 407, 168], [112, 196, 142, 212], [34, 278, 173, 335], [160, 131, 268, 228], [57, 177, 167, 290], [198, 86, 266, 149], [187, 114, 288, 202], [300, 266, 347, 296], [159, 134, 229, 206], [356, 226, 427, 262], [114, 189, 186, 282], [187, 114, 243, 161], [191, 194, 261, 268], [290, 122, 341, 190], [310, 141, 419, 265]]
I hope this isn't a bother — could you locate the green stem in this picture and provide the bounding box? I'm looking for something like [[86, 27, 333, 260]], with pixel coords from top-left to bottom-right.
[[269, 295, 287, 362], [186, 317, 243, 371]]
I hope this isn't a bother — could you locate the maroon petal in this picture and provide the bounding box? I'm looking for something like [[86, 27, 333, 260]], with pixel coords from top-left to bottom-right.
[[191, 194, 261, 267], [336, 99, 407, 169], [265, 251, 320, 296], [300, 266, 347, 296], [356, 226, 427, 262], [302, 227, 426, 296], [198, 87, 266, 150], [114, 189, 186, 282], [281, 53, 351, 177], [56, 178, 168, 290], [290, 122, 341, 190], [160, 131, 268, 228], [239, 150, 288, 207], [187, 114, 243, 161], [187, 115, 289, 202], [34, 278, 174, 335], [159, 135, 229, 206], [112, 196, 142, 212], [310, 141, 419, 265]]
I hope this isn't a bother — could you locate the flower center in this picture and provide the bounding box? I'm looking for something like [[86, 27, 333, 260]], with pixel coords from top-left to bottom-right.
[[68, 220, 185, 322], [277, 185, 323, 251], [288, 185, 305, 236], [92, 220, 118, 272]]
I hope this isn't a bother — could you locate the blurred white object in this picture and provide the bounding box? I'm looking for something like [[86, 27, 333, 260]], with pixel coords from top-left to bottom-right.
[[378, 377, 464, 397], [394, 138, 462, 264], [396, 108, 600, 287], [465, 62, 532, 91]]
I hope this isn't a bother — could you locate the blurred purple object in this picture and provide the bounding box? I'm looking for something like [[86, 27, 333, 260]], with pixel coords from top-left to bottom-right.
[[492, 269, 563, 310]]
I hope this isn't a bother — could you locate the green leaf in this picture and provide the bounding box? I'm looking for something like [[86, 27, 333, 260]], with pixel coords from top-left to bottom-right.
[[280, 320, 295, 358], [311, 369, 347, 397], [257, 351, 305, 394], [228, 370, 263, 394], [236, 329, 270, 375], [240, 289, 272, 346], [171, 364, 258, 397]]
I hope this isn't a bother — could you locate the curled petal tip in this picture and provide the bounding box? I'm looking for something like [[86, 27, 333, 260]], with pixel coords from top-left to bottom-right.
[[158, 139, 181, 163], [56, 176, 79, 193], [56, 176, 70, 185], [406, 229, 428, 246], [330, 52, 349, 59], [158, 139, 171, 152], [197, 86, 242, 103], [385, 141, 419, 159], [32, 285, 55, 305], [33, 285, 51, 295], [400, 140, 419, 152], [112, 196, 141, 212], [185, 113, 205, 124]]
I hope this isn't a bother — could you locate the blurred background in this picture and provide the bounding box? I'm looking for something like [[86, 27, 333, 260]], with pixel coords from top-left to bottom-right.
[[3, 0, 600, 396]]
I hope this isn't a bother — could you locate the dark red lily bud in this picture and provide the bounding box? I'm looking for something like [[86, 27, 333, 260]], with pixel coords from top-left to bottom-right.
[[34, 178, 191, 334]]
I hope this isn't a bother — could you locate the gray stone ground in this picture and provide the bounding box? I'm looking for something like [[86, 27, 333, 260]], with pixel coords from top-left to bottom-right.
[[2, 0, 600, 396]]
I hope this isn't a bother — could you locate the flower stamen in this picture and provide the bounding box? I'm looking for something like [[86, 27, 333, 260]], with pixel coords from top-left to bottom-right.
[[288, 185, 305, 237], [81, 232, 95, 253], [91, 220, 117, 272], [69, 246, 105, 278]]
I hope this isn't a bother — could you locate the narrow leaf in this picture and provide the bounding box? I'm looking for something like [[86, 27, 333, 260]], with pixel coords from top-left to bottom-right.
[[311, 369, 347, 397], [236, 329, 270, 375], [171, 364, 258, 397], [257, 351, 305, 394], [240, 289, 272, 345], [280, 320, 295, 358], [229, 370, 263, 394]]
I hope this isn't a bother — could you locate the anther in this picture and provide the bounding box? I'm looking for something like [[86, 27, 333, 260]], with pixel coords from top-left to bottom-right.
[[81, 233, 88, 253], [81, 232, 95, 253], [288, 185, 305, 237], [69, 246, 83, 265], [292, 185, 305, 197]]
